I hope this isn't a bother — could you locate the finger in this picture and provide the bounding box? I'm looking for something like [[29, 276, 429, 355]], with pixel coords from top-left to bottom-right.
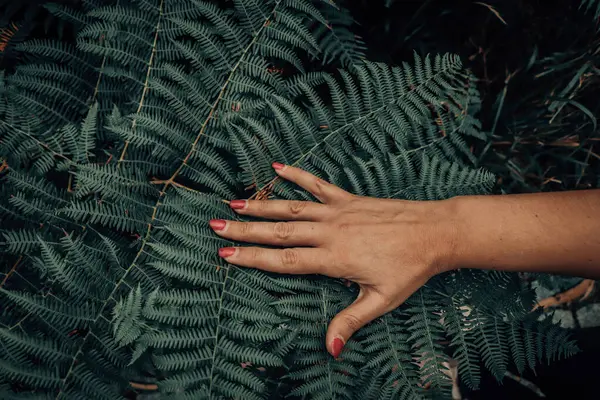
[[229, 199, 330, 221], [272, 162, 351, 204], [210, 219, 324, 246], [218, 246, 333, 275], [325, 290, 390, 358]]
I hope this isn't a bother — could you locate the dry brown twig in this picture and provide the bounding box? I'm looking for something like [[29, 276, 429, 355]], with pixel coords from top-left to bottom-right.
[[129, 382, 158, 391], [504, 371, 546, 397], [0, 256, 23, 289], [533, 279, 595, 310], [0, 159, 9, 174]]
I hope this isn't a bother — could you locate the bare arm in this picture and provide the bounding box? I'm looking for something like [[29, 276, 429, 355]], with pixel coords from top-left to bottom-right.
[[209, 163, 600, 358], [452, 190, 600, 279]]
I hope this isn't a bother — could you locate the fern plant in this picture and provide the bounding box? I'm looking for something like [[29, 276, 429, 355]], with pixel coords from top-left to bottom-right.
[[0, 1, 576, 399]]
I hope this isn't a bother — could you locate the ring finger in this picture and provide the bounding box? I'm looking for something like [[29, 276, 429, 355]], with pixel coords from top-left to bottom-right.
[[219, 246, 334, 275]]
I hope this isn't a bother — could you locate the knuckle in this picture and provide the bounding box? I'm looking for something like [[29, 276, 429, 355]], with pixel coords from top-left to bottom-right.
[[257, 201, 269, 212], [337, 223, 351, 233], [281, 248, 299, 266], [312, 178, 324, 195], [249, 247, 262, 261], [342, 314, 363, 332], [239, 222, 252, 236], [274, 222, 294, 240], [343, 195, 361, 210], [315, 178, 327, 187], [288, 201, 306, 216], [343, 192, 358, 201]]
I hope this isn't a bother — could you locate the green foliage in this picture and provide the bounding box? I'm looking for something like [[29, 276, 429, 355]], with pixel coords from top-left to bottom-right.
[[581, 0, 600, 18], [0, 0, 579, 399]]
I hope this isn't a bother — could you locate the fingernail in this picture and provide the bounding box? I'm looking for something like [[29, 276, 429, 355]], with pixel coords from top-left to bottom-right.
[[229, 200, 247, 210], [331, 337, 345, 358], [272, 162, 286, 170], [209, 219, 227, 231], [218, 247, 236, 258]]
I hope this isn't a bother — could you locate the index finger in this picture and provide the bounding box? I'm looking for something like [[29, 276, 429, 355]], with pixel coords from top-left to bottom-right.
[[229, 199, 329, 221], [272, 163, 352, 204]]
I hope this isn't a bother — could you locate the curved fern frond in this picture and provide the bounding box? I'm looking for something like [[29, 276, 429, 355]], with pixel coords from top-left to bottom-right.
[[231, 55, 485, 198], [309, 3, 366, 68]]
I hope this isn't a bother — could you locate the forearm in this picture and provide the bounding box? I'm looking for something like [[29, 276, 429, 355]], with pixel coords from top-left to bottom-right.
[[449, 190, 600, 278]]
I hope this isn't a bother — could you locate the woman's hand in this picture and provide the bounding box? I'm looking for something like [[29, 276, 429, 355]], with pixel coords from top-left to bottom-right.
[[209, 162, 600, 356], [209, 163, 460, 358]]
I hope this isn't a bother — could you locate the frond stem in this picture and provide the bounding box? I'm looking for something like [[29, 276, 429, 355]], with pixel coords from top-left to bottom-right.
[[118, 0, 165, 163]]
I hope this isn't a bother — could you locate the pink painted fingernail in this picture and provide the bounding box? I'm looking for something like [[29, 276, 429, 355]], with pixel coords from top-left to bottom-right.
[[218, 247, 236, 258], [272, 162, 285, 170], [209, 219, 226, 231], [230, 200, 246, 210], [331, 337, 345, 358]]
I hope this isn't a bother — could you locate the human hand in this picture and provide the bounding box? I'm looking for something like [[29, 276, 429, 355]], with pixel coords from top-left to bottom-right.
[[209, 163, 460, 358]]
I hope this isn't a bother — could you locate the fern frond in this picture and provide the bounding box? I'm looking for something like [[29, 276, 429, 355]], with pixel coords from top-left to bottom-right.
[[309, 3, 366, 68], [442, 298, 481, 389], [581, 0, 600, 18], [357, 313, 423, 400], [405, 291, 451, 393], [232, 55, 485, 196], [275, 282, 366, 399]]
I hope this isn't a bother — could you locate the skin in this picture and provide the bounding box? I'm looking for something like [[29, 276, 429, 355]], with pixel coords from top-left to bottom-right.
[[209, 162, 600, 358]]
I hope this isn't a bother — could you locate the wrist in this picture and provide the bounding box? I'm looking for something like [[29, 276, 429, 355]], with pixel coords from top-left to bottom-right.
[[426, 196, 468, 276], [446, 194, 505, 272], [435, 195, 485, 274]]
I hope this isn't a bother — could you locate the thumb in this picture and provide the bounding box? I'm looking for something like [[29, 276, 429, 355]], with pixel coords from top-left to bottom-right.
[[326, 289, 389, 358]]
